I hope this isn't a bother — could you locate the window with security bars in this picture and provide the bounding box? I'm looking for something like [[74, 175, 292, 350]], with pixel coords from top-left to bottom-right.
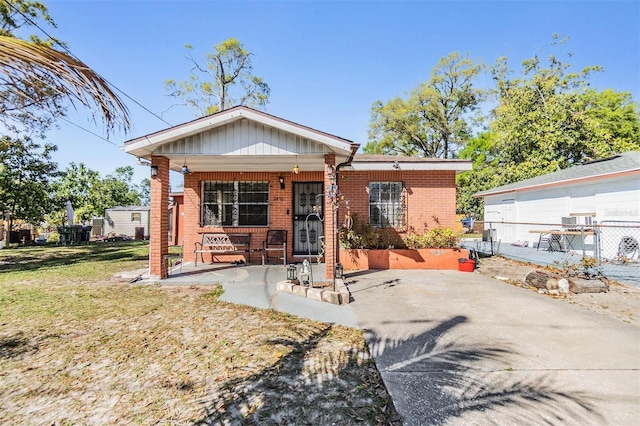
[[202, 181, 269, 226], [369, 182, 404, 228]]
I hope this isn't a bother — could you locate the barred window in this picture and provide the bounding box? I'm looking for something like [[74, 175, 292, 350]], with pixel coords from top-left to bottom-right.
[[369, 182, 404, 228], [202, 181, 269, 226]]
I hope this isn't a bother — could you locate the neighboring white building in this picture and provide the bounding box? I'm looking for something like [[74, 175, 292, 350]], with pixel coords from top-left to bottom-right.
[[473, 151, 640, 258], [103, 206, 151, 239]]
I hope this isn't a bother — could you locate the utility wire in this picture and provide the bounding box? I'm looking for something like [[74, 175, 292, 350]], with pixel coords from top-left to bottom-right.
[[59, 117, 119, 146], [5, 1, 173, 129]]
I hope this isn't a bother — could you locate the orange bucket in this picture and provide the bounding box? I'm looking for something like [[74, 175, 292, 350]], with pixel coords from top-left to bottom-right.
[[458, 258, 475, 272]]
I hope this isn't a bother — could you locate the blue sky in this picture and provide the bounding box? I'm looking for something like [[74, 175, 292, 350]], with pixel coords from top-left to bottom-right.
[[33, 0, 640, 185]]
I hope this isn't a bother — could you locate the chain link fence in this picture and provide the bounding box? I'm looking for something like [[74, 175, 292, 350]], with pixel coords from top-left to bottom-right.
[[459, 220, 640, 286]]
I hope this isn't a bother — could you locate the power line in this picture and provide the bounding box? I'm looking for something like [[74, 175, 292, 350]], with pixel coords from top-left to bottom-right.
[[59, 117, 119, 146], [5, 0, 173, 129]]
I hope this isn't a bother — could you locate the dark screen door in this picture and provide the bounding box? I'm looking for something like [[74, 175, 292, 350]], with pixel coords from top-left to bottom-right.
[[293, 182, 323, 255]]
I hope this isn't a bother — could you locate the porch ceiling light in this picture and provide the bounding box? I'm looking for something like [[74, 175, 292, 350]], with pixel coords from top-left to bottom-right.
[[181, 159, 190, 175], [292, 164, 300, 174]]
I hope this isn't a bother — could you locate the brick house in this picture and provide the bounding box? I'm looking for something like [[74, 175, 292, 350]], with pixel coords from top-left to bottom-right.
[[124, 106, 471, 279]]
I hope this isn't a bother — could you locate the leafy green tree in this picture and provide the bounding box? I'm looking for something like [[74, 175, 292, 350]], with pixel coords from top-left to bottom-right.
[[456, 36, 640, 218], [579, 89, 640, 158], [0, 0, 130, 135], [49, 164, 144, 225], [366, 52, 484, 158], [489, 35, 640, 179], [50, 162, 101, 223], [100, 166, 142, 209], [137, 178, 150, 206], [455, 132, 499, 216], [165, 37, 270, 116], [0, 135, 59, 237]]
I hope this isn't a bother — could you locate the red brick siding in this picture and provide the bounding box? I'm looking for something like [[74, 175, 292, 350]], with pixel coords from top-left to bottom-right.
[[336, 169, 458, 235], [324, 153, 336, 279], [181, 170, 325, 264], [169, 165, 457, 273], [150, 156, 169, 278]]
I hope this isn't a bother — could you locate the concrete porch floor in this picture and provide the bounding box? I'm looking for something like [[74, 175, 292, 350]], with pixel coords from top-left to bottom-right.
[[139, 260, 359, 328]]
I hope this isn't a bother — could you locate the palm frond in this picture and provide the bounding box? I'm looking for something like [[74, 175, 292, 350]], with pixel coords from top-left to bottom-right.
[[0, 35, 130, 134]]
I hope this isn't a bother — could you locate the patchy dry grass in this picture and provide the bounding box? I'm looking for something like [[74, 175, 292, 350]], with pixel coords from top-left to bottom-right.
[[0, 244, 400, 424]]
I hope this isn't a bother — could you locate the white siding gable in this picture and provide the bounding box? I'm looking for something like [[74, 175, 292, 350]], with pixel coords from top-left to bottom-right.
[[153, 118, 331, 157]]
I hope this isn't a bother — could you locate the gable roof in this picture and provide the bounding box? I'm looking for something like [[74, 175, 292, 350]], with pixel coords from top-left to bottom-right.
[[124, 106, 358, 172], [474, 151, 640, 198]]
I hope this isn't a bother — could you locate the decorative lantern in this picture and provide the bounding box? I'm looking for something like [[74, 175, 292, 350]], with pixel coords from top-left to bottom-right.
[[335, 263, 344, 280], [286, 264, 297, 281]]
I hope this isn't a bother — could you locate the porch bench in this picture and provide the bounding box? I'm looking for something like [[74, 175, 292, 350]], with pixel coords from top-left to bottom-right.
[[194, 233, 252, 266]]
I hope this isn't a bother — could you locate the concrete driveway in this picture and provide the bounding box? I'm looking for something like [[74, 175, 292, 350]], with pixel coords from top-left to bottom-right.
[[347, 269, 640, 425]]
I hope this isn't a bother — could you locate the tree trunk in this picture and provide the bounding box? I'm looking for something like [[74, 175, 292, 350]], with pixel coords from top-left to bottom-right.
[[524, 270, 552, 289], [570, 278, 609, 294]]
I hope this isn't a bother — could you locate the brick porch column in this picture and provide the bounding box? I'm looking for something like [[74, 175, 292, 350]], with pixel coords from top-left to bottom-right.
[[324, 153, 336, 279], [150, 156, 169, 279]]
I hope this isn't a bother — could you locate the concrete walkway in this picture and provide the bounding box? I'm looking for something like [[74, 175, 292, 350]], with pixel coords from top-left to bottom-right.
[[347, 269, 640, 425], [148, 262, 639, 424], [149, 261, 359, 327]]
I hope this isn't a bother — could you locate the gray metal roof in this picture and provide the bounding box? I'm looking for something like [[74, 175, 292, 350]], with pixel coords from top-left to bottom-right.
[[105, 206, 151, 211], [474, 151, 640, 198]]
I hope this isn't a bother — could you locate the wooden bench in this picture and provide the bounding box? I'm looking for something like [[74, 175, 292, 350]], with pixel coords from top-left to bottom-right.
[[194, 233, 252, 266]]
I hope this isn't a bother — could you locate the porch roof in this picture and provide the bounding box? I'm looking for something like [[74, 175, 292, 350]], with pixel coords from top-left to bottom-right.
[[124, 106, 359, 172], [349, 154, 472, 173]]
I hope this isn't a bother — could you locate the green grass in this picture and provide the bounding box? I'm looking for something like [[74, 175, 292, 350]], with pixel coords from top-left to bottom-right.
[[0, 242, 400, 424], [0, 241, 150, 284]]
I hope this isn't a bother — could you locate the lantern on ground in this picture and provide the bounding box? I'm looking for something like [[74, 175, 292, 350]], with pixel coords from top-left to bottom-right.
[[335, 263, 343, 280], [286, 264, 297, 281]]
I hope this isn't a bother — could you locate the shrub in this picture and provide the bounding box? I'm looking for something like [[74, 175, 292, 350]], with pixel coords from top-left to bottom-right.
[[339, 215, 378, 249], [339, 214, 404, 249], [404, 227, 458, 249], [340, 215, 458, 250]]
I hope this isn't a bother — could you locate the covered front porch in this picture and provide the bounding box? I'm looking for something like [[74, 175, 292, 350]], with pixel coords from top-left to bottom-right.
[[124, 106, 358, 280]]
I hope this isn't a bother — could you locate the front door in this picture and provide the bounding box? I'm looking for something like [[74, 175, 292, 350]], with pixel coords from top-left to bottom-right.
[[293, 182, 324, 256]]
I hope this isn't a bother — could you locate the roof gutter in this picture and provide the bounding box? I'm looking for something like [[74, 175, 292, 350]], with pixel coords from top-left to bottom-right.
[[333, 144, 359, 272], [336, 143, 358, 174]]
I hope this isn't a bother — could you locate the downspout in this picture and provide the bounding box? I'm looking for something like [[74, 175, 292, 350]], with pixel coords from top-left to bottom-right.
[[333, 144, 358, 279]]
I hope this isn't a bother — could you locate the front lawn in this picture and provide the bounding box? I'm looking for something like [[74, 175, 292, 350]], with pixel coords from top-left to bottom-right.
[[0, 243, 399, 424]]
